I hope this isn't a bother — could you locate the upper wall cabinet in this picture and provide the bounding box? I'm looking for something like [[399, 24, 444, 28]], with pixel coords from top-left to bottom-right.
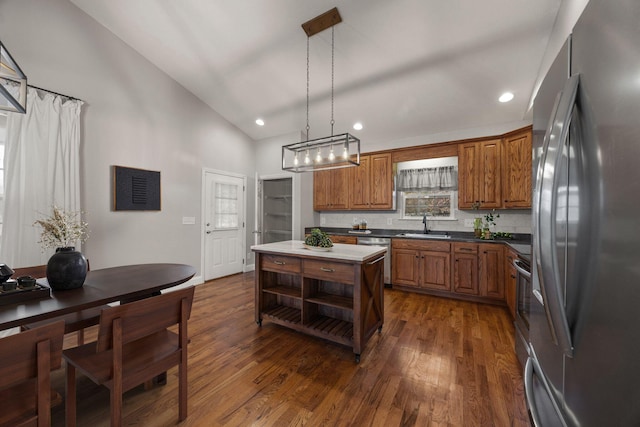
[[314, 151, 393, 211], [313, 168, 350, 210], [502, 128, 532, 208], [349, 152, 393, 210], [458, 139, 502, 209], [458, 126, 532, 210]]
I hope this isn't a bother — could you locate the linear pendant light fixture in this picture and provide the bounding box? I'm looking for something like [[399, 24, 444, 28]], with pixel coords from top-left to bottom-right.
[[282, 7, 360, 173], [0, 41, 27, 114]]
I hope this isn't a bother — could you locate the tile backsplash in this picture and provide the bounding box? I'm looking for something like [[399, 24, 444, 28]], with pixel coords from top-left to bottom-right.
[[319, 209, 532, 235]]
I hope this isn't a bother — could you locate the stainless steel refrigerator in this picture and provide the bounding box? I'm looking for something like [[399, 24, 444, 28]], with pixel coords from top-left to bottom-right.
[[528, 0, 640, 425]]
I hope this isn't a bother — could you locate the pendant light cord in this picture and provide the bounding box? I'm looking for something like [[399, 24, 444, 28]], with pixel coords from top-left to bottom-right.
[[306, 36, 310, 141], [330, 26, 335, 137]]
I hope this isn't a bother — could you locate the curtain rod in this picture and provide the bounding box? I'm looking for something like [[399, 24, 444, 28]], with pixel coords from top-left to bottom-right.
[[28, 84, 83, 102]]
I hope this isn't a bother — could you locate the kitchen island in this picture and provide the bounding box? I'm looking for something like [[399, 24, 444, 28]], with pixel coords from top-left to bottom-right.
[[251, 240, 386, 362]]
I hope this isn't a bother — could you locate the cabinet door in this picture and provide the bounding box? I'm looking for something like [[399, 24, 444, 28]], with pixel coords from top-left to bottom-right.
[[330, 168, 350, 209], [392, 248, 419, 287], [505, 249, 517, 318], [458, 142, 479, 209], [313, 170, 331, 210], [479, 139, 502, 208], [369, 152, 393, 209], [479, 243, 504, 299], [420, 251, 451, 291], [314, 168, 350, 210], [453, 252, 479, 295], [502, 129, 532, 208], [349, 155, 370, 209]]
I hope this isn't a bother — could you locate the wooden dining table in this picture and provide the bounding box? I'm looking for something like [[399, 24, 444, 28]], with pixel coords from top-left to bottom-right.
[[0, 263, 196, 331]]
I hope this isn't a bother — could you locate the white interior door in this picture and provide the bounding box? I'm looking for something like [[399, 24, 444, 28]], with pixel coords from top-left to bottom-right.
[[204, 171, 245, 281]]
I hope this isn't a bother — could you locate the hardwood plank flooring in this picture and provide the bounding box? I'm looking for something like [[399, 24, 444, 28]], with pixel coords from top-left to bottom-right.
[[50, 271, 530, 426]]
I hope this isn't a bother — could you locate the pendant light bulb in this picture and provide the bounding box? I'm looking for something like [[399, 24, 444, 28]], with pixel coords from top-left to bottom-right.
[[304, 150, 311, 165], [293, 152, 299, 166], [315, 148, 322, 163], [328, 146, 336, 161], [342, 145, 349, 160]]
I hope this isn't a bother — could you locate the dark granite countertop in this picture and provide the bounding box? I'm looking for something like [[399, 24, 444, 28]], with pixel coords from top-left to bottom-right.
[[304, 226, 532, 259]]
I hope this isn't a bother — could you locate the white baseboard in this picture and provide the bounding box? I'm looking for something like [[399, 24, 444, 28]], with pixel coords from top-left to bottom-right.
[[244, 264, 255, 272]]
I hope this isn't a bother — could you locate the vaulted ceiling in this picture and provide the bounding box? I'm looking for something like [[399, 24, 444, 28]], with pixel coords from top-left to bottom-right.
[[70, 0, 561, 145]]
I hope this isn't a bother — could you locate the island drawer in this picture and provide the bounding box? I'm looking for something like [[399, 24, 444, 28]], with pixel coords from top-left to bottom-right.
[[303, 259, 355, 285], [260, 254, 301, 274]]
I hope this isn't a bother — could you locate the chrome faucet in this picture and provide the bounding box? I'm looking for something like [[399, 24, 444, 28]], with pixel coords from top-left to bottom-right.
[[422, 213, 430, 234]]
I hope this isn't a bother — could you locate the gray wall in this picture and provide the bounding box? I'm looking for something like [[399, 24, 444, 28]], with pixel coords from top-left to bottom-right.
[[0, 0, 256, 277]]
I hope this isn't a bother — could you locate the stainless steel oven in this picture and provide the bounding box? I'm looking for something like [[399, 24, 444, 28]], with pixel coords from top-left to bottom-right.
[[513, 256, 531, 367]]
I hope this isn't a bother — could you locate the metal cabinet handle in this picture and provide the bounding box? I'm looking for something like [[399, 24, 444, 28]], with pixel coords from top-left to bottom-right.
[[320, 267, 335, 272], [273, 260, 286, 265]]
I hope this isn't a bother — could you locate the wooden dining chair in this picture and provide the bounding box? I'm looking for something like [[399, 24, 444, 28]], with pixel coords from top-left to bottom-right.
[[63, 286, 195, 427], [0, 320, 65, 427], [17, 262, 107, 345]]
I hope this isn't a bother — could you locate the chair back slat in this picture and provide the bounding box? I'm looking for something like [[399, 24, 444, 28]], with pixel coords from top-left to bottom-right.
[[96, 286, 195, 352], [0, 320, 64, 390]]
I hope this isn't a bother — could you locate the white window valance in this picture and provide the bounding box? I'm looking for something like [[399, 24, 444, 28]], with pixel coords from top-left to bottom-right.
[[396, 166, 458, 191]]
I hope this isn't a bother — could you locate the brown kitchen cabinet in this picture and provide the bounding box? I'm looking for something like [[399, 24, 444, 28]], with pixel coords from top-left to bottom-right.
[[349, 152, 393, 210], [452, 242, 479, 296], [451, 242, 504, 301], [479, 243, 505, 300], [458, 139, 503, 210], [502, 127, 532, 208], [392, 239, 451, 292], [505, 248, 518, 318], [313, 167, 350, 210]]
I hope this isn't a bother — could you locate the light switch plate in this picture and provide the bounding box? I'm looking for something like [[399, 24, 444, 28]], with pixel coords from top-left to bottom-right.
[[182, 216, 196, 225], [464, 218, 474, 227], [387, 218, 393, 225]]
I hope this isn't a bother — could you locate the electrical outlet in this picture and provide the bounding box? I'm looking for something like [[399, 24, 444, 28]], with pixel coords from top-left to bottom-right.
[[387, 218, 393, 225], [464, 218, 474, 227], [182, 216, 196, 225], [320, 217, 326, 225]]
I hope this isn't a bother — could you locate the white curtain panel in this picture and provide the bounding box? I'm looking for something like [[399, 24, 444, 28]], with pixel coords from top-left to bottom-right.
[[0, 88, 84, 268]]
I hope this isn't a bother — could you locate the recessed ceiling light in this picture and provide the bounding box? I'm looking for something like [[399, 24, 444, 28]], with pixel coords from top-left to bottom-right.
[[353, 122, 363, 131], [255, 118, 265, 126], [499, 92, 514, 103]]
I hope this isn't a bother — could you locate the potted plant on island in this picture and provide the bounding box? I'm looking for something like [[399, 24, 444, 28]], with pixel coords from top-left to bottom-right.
[[34, 206, 89, 290]]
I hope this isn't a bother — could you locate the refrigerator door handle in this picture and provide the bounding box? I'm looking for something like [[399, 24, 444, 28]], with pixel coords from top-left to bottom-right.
[[525, 354, 568, 427], [534, 74, 580, 358]]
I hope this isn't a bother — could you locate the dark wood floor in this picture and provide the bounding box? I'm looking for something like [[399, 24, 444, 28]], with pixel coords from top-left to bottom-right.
[[50, 271, 530, 426]]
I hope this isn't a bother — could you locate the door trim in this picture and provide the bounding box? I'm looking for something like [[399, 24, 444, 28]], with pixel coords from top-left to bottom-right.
[[201, 168, 247, 281]]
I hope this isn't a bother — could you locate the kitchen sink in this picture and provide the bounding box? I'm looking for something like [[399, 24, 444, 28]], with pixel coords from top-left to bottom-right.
[[395, 233, 451, 240]]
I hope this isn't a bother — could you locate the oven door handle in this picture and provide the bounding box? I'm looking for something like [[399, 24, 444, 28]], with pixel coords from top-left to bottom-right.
[[513, 259, 531, 279]]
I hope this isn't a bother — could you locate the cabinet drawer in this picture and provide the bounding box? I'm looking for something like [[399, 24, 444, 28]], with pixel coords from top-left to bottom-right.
[[303, 259, 355, 285], [393, 238, 450, 252], [453, 242, 478, 254], [329, 235, 357, 244], [261, 254, 301, 274]]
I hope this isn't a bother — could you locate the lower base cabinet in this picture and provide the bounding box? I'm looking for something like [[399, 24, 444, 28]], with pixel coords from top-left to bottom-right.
[[392, 239, 451, 292], [393, 239, 506, 305]]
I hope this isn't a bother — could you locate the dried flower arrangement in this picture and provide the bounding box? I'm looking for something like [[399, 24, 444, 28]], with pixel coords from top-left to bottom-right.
[[33, 206, 89, 249]]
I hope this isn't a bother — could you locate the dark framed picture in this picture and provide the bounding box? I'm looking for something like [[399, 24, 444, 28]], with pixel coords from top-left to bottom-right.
[[113, 166, 161, 211]]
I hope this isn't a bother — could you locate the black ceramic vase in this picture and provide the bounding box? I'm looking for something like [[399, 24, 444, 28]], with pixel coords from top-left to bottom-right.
[[46, 247, 88, 290]]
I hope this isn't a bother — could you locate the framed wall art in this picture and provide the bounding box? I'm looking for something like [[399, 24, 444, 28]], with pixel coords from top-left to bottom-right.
[[113, 166, 161, 211]]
